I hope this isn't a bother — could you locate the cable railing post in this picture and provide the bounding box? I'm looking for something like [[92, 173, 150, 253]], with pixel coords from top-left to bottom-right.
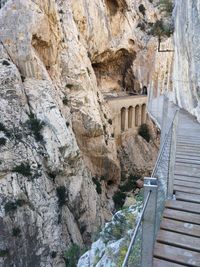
[[141, 177, 158, 267], [167, 109, 179, 198]]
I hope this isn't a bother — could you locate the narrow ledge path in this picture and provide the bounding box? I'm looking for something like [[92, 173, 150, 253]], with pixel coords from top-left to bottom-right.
[[153, 104, 200, 267]]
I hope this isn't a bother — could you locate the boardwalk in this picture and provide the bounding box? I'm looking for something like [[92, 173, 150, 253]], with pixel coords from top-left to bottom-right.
[[152, 105, 200, 266]]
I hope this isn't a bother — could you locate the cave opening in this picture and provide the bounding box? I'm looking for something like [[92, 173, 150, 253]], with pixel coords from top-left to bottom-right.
[[91, 49, 136, 94]]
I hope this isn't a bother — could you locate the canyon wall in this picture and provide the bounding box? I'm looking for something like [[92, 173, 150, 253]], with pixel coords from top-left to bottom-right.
[[0, 0, 169, 266], [173, 0, 200, 121]]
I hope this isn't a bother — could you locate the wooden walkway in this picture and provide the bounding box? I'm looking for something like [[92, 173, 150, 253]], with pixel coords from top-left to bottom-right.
[[153, 109, 200, 267]]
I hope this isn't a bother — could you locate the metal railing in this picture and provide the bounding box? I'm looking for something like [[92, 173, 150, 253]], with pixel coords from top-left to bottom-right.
[[122, 191, 151, 267], [122, 97, 179, 267]]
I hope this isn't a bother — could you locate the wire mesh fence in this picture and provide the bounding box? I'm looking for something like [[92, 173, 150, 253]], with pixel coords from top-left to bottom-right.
[[122, 96, 178, 267]]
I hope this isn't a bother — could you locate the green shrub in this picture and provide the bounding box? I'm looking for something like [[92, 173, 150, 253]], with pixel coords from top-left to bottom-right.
[[0, 123, 10, 137], [113, 191, 126, 210], [64, 244, 83, 267], [137, 22, 146, 31], [120, 174, 140, 192], [0, 249, 9, 257], [100, 175, 106, 181], [149, 19, 173, 38], [51, 251, 57, 258], [12, 227, 21, 237], [2, 60, 10, 66], [158, 0, 173, 15], [13, 162, 32, 177], [138, 123, 151, 142], [0, 122, 6, 132], [92, 177, 102, 194], [26, 112, 45, 141], [139, 4, 146, 16], [62, 96, 68, 105], [56, 186, 67, 207], [0, 137, 6, 146], [66, 122, 70, 127], [108, 119, 112, 125], [4, 201, 17, 214]]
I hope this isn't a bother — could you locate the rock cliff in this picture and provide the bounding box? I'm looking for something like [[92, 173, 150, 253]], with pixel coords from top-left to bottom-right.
[[172, 0, 200, 121], [0, 0, 165, 266]]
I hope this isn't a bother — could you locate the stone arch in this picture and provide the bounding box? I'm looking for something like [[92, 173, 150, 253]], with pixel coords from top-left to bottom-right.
[[135, 105, 140, 127], [121, 107, 126, 131], [141, 103, 146, 124], [128, 106, 133, 128]]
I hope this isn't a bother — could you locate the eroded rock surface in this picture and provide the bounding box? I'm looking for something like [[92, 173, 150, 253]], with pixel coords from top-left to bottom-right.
[[0, 0, 167, 266]]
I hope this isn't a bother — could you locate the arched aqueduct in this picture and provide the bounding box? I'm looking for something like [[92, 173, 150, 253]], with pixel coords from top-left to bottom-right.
[[106, 95, 147, 137]]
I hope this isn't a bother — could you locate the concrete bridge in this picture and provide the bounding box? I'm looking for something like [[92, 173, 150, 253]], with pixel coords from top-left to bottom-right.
[[106, 95, 148, 138]]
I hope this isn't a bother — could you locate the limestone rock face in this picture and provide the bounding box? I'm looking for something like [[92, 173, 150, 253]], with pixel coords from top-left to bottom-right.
[[0, 0, 162, 266], [172, 0, 200, 121]]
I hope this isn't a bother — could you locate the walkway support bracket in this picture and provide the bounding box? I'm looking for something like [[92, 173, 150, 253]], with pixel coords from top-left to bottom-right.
[[168, 109, 179, 198], [141, 177, 158, 267]]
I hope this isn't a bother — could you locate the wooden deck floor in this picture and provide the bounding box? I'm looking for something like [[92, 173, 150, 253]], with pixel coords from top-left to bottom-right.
[[153, 108, 200, 267]]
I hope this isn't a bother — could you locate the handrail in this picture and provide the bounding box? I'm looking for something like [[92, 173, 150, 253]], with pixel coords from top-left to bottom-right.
[[122, 191, 151, 267]]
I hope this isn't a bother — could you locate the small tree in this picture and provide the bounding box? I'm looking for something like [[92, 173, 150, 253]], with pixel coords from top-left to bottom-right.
[[139, 4, 146, 16], [26, 112, 45, 141], [13, 162, 32, 177], [138, 124, 151, 142], [158, 0, 174, 16], [56, 186, 67, 207], [64, 244, 83, 267]]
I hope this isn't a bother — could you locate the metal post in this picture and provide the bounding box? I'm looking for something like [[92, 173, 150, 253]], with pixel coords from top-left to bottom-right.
[[160, 94, 169, 146], [168, 109, 179, 198], [141, 177, 158, 267]]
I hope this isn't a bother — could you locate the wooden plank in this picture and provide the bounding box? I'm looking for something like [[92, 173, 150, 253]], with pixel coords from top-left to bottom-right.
[[174, 175, 200, 183], [174, 179, 200, 188], [175, 163, 200, 169], [176, 152, 200, 158], [176, 155, 200, 162], [177, 145, 200, 150], [154, 243, 200, 267], [165, 200, 200, 214], [176, 154, 200, 160], [156, 230, 200, 252], [175, 174, 200, 183], [174, 185, 200, 195], [153, 258, 185, 267], [176, 148, 200, 154], [176, 191, 200, 204], [176, 159, 200, 166], [177, 142, 200, 147], [163, 209, 200, 225], [160, 218, 200, 238], [174, 166, 200, 177]]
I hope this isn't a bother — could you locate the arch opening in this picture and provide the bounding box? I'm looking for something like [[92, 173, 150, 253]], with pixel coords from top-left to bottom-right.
[[141, 103, 146, 124], [135, 105, 140, 127], [121, 107, 126, 131], [128, 106, 133, 128]]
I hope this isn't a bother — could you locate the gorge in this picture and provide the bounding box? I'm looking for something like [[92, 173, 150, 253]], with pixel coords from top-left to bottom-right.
[[0, 0, 199, 267]]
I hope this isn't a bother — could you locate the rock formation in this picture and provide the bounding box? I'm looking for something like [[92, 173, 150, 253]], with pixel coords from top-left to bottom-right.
[[0, 0, 169, 266], [172, 0, 200, 121]]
